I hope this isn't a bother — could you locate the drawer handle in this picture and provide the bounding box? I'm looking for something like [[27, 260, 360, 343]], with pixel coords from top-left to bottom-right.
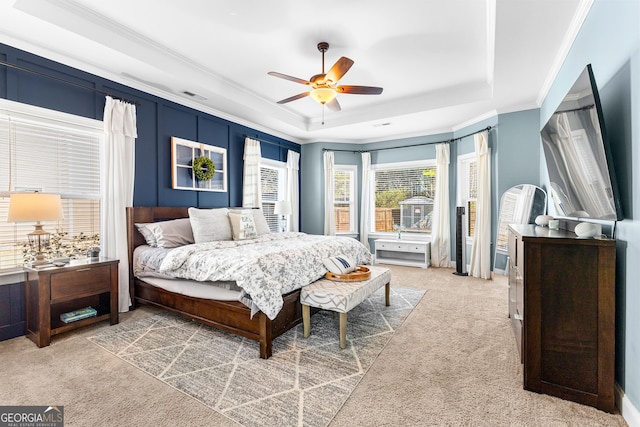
[[76, 268, 92, 272], [513, 313, 523, 321]]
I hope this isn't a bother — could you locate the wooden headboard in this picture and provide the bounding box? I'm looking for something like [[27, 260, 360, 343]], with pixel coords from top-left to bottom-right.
[[126, 206, 190, 303]]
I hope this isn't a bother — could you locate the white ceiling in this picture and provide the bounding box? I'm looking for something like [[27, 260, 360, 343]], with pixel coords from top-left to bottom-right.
[[0, 0, 591, 144]]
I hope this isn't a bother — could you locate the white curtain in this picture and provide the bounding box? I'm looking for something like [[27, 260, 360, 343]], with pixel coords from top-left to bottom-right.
[[242, 137, 262, 208], [286, 150, 300, 232], [430, 143, 450, 267], [323, 150, 335, 236], [360, 152, 371, 250], [469, 131, 492, 279], [101, 96, 137, 312]]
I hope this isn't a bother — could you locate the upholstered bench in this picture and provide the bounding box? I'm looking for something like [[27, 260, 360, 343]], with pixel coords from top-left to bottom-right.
[[300, 265, 391, 349]]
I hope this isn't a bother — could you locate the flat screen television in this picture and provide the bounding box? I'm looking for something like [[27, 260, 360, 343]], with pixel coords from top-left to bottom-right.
[[540, 64, 623, 221]]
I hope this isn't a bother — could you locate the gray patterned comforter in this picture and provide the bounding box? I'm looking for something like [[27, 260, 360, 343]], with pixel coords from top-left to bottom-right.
[[158, 232, 372, 319]]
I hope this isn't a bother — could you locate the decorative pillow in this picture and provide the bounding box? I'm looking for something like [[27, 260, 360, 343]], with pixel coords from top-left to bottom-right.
[[188, 207, 232, 243], [229, 208, 272, 235], [323, 256, 357, 274], [146, 218, 194, 248], [252, 208, 272, 235], [135, 223, 158, 247], [228, 211, 258, 240]]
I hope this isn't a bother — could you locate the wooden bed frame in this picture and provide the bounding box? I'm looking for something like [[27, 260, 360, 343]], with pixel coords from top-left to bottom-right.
[[126, 206, 305, 359]]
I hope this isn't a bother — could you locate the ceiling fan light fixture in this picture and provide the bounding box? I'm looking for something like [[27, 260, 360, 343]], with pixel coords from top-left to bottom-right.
[[309, 87, 337, 104]]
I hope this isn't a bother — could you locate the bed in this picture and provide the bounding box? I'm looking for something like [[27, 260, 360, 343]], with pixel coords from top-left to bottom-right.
[[126, 206, 371, 359]]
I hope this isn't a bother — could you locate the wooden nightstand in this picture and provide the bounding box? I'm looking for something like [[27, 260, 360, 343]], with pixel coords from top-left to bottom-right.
[[25, 258, 119, 347]]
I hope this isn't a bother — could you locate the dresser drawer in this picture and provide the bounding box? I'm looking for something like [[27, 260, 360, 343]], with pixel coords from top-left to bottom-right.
[[379, 242, 425, 253], [404, 243, 427, 253], [50, 265, 111, 303], [376, 241, 391, 250]]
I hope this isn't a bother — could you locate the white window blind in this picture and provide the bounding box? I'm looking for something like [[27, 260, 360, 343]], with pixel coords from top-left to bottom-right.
[[260, 159, 287, 232], [371, 160, 437, 234], [334, 166, 356, 233], [0, 100, 102, 270]]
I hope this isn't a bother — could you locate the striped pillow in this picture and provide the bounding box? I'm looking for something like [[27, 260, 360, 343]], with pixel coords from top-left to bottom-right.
[[323, 256, 357, 274]]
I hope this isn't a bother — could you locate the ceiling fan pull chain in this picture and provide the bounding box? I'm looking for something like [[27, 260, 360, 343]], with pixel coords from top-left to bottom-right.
[[322, 105, 325, 125]]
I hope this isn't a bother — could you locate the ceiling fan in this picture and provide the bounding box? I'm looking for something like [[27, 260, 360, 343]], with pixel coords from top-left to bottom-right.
[[268, 42, 383, 112]]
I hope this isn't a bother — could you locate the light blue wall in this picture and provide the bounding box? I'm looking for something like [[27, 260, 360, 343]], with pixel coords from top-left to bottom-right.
[[539, 0, 640, 412], [300, 111, 540, 269]]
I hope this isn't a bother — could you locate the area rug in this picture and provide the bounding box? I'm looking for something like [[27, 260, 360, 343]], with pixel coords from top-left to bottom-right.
[[88, 286, 425, 427]]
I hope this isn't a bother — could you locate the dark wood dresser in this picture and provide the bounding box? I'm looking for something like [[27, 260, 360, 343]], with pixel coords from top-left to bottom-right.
[[507, 224, 615, 412]]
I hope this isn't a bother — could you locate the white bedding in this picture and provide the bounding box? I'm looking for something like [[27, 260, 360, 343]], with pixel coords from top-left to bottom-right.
[[150, 232, 372, 320], [140, 276, 242, 301]]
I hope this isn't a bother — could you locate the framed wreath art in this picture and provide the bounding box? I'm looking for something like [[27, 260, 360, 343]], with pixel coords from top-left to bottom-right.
[[171, 137, 227, 192], [192, 156, 215, 181]]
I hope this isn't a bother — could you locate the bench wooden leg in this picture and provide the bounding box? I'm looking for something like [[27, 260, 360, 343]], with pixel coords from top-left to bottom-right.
[[302, 304, 310, 338], [385, 282, 390, 306], [339, 312, 347, 349]]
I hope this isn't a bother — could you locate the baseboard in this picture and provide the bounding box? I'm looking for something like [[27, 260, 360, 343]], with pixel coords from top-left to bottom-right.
[[616, 382, 640, 427]]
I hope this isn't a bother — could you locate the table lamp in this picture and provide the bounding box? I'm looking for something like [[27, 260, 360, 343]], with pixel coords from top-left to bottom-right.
[[273, 201, 292, 233], [7, 192, 63, 266]]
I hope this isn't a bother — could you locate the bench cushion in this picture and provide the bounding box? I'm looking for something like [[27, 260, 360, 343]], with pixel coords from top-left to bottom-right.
[[300, 265, 391, 313]]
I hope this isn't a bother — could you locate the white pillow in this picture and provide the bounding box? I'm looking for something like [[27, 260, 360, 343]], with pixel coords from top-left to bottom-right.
[[323, 256, 357, 274], [252, 208, 272, 235], [228, 211, 258, 240], [188, 207, 232, 243]]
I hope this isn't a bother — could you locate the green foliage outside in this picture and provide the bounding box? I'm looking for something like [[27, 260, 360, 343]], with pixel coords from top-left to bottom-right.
[[375, 188, 408, 208]]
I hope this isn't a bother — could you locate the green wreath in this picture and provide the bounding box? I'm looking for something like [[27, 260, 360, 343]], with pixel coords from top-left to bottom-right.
[[192, 156, 215, 181]]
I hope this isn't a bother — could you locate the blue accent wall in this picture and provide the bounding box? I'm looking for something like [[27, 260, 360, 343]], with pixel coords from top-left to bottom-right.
[[0, 43, 301, 210], [0, 42, 300, 342], [0, 281, 25, 341], [539, 0, 640, 414]]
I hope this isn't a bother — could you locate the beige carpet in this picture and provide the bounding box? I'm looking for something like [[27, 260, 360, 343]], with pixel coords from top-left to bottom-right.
[[0, 265, 628, 426], [86, 287, 424, 427]]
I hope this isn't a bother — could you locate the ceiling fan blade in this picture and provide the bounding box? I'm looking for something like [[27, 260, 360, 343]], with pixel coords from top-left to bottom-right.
[[336, 85, 383, 95], [325, 57, 354, 84], [276, 92, 310, 104], [326, 97, 341, 112], [268, 71, 311, 85]]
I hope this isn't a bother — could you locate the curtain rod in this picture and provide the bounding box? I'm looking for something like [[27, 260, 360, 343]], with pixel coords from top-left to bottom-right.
[[243, 134, 297, 150], [0, 59, 141, 106], [322, 126, 493, 153]]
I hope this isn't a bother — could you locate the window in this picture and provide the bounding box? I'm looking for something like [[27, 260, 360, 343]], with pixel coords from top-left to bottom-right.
[[171, 137, 227, 192], [334, 165, 357, 234], [0, 100, 102, 270], [458, 153, 478, 238], [260, 158, 287, 232], [370, 160, 437, 234]]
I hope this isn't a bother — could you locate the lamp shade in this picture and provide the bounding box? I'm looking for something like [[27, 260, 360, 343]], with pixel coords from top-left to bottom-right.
[[309, 87, 337, 104], [274, 201, 292, 215], [7, 193, 63, 223]]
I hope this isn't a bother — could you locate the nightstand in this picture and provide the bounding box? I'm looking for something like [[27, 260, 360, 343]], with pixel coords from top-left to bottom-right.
[[25, 258, 119, 347]]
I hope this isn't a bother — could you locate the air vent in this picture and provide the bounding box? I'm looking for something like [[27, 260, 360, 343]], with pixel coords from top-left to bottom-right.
[[181, 91, 208, 101]]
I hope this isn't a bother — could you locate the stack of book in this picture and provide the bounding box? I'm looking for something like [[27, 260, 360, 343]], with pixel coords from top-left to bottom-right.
[[60, 307, 97, 323]]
